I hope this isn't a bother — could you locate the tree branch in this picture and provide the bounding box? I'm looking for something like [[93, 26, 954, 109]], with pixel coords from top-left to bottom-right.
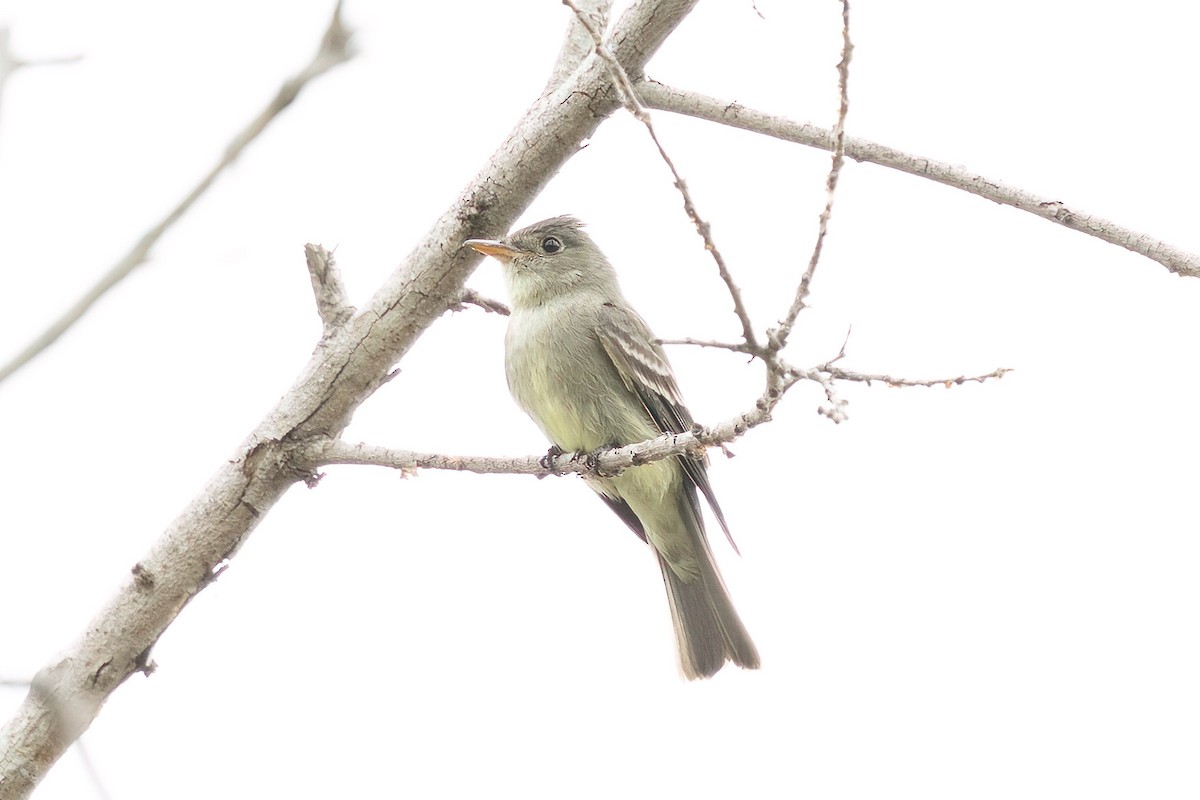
[[656, 336, 757, 355], [637, 80, 1200, 279], [318, 340, 1012, 479], [305, 383, 794, 478], [0, 1, 355, 386], [819, 364, 1012, 388], [0, 26, 81, 97], [564, 0, 760, 352], [0, 3, 700, 795], [448, 288, 511, 316], [770, 0, 852, 353], [310, 345, 1013, 481], [544, 0, 611, 94], [304, 244, 354, 335]]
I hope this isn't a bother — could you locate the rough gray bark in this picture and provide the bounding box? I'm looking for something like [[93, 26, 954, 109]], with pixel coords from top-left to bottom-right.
[[0, 2, 697, 796]]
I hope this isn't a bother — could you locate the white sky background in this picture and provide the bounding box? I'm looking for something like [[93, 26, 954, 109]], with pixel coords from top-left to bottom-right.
[[1, 0, 1198, 797]]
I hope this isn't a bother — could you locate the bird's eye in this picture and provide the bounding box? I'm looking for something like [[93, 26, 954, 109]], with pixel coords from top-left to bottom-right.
[[541, 236, 562, 254]]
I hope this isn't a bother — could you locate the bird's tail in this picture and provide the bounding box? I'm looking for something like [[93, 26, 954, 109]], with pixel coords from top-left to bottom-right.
[[657, 544, 760, 680]]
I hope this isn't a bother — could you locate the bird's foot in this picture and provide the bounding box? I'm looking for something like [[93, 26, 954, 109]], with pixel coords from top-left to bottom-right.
[[585, 442, 624, 478], [538, 445, 566, 474]]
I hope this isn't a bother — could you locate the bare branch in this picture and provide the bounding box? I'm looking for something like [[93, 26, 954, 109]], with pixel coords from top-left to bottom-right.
[[0, 26, 82, 128], [657, 337, 757, 355], [777, 328, 1008, 419], [307, 379, 797, 479], [313, 346, 1008, 477], [311, 339, 933, 477], [637, 80, 1200, 279], [0, 3, 700, 792], [545, 0, 612, 93], [770, 0, 853, 352], [0, 2, 356, 386], [449, 288, 511, 316], [820, 364, 1013, 388], [783, 363, 849, 423], [312, 441, 552, 477], [562, 0, 647, 118], [304, 244, 353, 335], [563, 0, 761, 352], [0, 26, 81, 90]]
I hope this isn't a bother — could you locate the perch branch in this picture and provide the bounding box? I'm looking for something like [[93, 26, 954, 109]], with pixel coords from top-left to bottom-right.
[[306, 374, 802, 478], [312, 344, 1011, 479]]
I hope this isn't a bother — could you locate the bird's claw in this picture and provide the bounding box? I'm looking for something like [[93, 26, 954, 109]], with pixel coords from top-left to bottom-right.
[[585, 443, 624, 478], [539, 445, 565, 473]]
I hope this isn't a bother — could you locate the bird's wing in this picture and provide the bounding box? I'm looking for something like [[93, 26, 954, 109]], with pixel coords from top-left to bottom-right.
[[595, 301, 736, 551], [595, 491, 647, 543]]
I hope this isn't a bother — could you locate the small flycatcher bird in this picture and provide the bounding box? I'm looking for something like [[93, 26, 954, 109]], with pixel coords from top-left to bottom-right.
[[465, 216, 759, 679]]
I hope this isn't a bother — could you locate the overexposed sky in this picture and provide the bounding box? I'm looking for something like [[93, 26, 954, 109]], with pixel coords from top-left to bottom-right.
[[2, 1, 1199, 797]]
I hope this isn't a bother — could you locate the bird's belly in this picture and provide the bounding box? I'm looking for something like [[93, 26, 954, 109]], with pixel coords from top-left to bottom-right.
[[505, 305, 654, 452]]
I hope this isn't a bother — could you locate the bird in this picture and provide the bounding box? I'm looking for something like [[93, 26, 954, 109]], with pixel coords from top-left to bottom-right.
[[464, 215, 759, 679]]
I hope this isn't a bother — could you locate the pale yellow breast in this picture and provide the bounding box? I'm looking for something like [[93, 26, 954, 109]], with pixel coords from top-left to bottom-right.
[[505, 299, 658, 452]]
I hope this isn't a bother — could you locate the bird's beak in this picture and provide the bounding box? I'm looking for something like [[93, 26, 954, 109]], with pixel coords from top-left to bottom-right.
[[464, 238, 521, 261]]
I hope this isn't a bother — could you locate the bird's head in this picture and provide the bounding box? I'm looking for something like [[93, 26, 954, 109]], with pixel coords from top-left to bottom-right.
[[465, 215, 616, 306]]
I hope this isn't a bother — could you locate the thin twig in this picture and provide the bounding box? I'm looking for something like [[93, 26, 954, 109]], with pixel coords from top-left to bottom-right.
[[655, 336, 757, 355], [449, 288, 511, 316], [0, 1, 355, 385], [563, 0, 761, 352], [0, 26, 81, 90], [770, 0, 853, 353], [819, 364, 1013, 388], [637, 80, 1200, 279], [0, 25, 82, 128]]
